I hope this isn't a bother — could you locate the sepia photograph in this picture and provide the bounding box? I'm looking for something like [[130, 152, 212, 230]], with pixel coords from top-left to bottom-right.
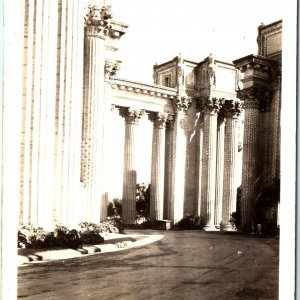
[[1, 0, 296, 299]]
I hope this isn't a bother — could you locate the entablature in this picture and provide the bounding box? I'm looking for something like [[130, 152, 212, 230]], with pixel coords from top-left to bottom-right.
[[111, 78, 176, 114]]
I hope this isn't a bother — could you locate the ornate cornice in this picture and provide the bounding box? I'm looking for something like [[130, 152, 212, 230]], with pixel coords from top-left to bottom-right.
[[148, 112, 168, 129], [104, 59, 121, 81], [84, 5, 113, 38], [222, 100, 243, 118], [119, 107, 145, 125], [111, 78, 177, 100], [173, 95, 192, 113], [233, 54, 273, 71]]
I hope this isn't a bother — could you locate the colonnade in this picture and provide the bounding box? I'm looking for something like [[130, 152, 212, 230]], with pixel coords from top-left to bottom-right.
[[199, 97, 242, 230], [111, 95, 242, 230]]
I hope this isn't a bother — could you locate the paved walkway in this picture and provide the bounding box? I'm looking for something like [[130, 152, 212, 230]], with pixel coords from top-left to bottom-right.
[[18, 230, 279, 299]]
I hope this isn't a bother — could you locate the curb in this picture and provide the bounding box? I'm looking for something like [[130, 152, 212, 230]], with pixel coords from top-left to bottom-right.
[[18, 234, 163, 266]]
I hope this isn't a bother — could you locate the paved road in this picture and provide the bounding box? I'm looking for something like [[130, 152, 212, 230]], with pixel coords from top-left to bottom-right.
[[18, 230, 279, 300]]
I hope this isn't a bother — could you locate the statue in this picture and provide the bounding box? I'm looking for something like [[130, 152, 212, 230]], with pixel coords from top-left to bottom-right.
[[207, 53, 216, 87], [176, 54, 185, 87], [256, 22, 265, 54]]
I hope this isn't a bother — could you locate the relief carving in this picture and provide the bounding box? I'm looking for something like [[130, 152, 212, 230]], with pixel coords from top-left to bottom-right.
[[104, 59, 121, 81]]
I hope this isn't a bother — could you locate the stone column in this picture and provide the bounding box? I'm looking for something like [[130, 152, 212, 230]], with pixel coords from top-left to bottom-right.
[[168, 95, 192, 223], [148, 112, 168, 220], [221, 100, 243, 231], [81, 5, 112, 223], [195, 110, 204, 216], [214, 114, 225, 227], [200, 97, 223, 231], [237, 88, 261, 230], [270, 69, 281, 181], [120, 108, 145, 225], [2, 0, 24, 298]]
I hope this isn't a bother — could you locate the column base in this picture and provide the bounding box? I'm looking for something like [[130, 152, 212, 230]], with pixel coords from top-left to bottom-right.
[[202, 225, 219, 231], [220, 223, 237, 232]]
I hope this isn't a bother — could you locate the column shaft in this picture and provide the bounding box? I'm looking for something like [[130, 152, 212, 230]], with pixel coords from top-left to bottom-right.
[[240, 102, 260, 229], [195, 113, 204, 216], [201, 110, 218, 230], [149, 113, 167, 220], [221, 117, 239, 230], [121, 108, 144, 224], [214, 117, 225, 227]]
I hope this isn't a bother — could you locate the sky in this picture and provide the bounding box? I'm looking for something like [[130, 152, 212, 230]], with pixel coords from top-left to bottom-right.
[[108, 0, 284, 83]]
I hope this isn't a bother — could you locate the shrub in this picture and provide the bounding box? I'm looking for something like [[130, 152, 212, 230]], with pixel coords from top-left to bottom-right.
[[18, 225, 83, 249], [107, 198, 122, 217], [174, 214, 202, 230], [136, 183, 150, 221]]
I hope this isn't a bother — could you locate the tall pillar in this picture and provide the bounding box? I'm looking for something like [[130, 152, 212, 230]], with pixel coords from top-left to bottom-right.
[[270, 69, 281, 181], [148, 112, 168, 220], [168, 95, 192, 223], [120, 108, 145, 225], [237, 88, 261, 230], [2, 0, 24, 298], [200, 97, 223, 231], [221, 100, 243, 231], [195, 110, 204, 216], [214, 114, 225, 227], [233, 54, 273, 231], [81, 5, 112, 223]]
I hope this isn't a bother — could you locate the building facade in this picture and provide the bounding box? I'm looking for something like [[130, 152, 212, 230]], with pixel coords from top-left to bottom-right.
[[17, 2, 281, 231]]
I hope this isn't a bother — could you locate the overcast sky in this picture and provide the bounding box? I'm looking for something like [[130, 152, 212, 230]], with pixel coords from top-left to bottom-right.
[[108, 0, 284, 83]]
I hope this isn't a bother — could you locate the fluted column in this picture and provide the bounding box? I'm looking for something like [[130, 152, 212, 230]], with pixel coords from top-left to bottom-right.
[[221, 100, 243, 231], [201, 97, 223, 231], [149, 112, 168, 220], [81, 5, 112, 223], [120, 108, 145, 225], [237, 88, 261, 230], [214, 115, 225, 227], [168, 95, 192, 223], [2, 0, 24, 298], [270, 71, 281, 180], [195, 111, 204, 215]]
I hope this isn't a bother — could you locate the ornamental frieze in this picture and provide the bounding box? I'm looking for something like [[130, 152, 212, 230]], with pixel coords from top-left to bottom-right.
[[119, 107, 145, 125], [84, 5, 113, 38]]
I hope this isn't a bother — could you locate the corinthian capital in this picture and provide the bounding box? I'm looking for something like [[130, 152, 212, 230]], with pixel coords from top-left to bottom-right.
[[119, 107, 145, 125], [203, 97, 225, 115], [222, 100, 243, 118], [85, 5, 113, 38], [173, 95, 192, 113], [236, 87, 272, 110], [148, 112, 168, 129]]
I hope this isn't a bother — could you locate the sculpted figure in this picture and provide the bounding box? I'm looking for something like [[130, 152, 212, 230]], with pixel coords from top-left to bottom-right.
[[176, 54, 185, 87], [207, 53, 216, 87], [256, 22, 265, 54]]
